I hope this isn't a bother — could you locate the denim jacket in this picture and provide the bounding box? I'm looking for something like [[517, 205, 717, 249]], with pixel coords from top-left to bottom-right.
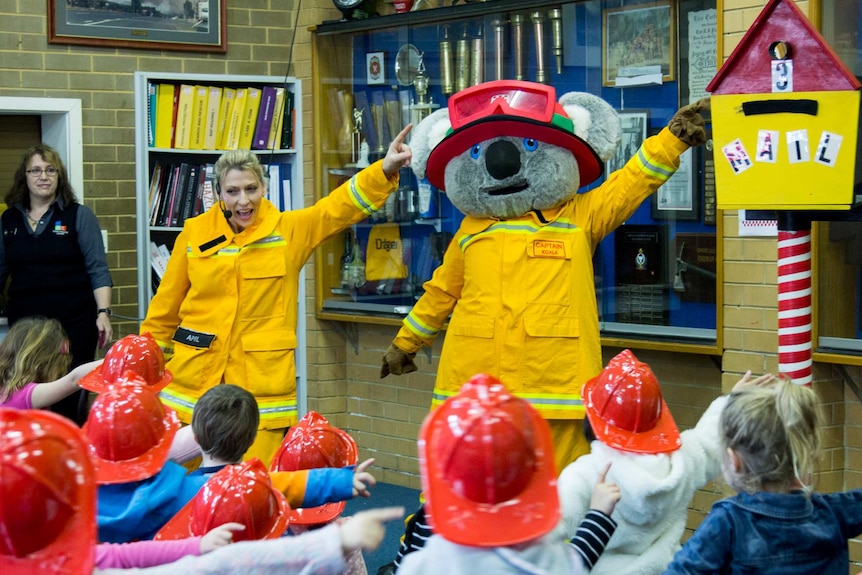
[[663, 489, 862, 574]]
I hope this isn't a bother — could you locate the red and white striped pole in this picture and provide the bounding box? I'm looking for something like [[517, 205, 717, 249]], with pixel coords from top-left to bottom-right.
[[777, 218, 812, 385]]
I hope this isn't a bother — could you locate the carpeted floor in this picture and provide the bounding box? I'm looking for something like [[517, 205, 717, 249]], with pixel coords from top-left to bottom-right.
[[342, 482, 422, 574]]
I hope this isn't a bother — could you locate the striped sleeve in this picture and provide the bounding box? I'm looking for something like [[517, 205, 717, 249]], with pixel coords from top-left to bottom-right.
[[568, 510, 617, 570]]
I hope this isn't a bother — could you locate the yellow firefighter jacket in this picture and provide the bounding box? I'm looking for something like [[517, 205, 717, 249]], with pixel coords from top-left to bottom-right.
[[394, 128, 688, 419], [142, 161, 398, 429]]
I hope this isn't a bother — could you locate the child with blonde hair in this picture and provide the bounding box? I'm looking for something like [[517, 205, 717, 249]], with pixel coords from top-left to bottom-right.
[[0, 316, 101, 411], [664, 376, 862, 574]]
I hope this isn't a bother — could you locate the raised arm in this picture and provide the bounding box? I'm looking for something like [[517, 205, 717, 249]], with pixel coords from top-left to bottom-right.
[[30, 358, 103, 409]]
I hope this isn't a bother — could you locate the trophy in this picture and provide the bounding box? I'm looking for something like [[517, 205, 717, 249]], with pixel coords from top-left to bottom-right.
[[335, 90, 354, 166], [410, 52, 440, 126], [385, 97, 402, 141], [470, 26, 484, 86], [548, 8, 564, 75], [531, 11, 547, 84], [350, 107, 363, 165], [370, 103, 387, 160], [455, 25, 471, 93], [511, 13, 525, 81], [491, 17, 506, 81], [439, 25, 455, 95]]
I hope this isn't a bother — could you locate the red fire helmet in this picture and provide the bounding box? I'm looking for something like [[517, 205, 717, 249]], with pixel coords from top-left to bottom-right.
[[155, 458, 290, 542], [0, 408, 95, 575], [419, 373, 559, 547], [83, 380, 180, 484], [426, 80, 603, 191], [80, 332, 172, 393], [582, 349, 681, 454], [271, 411, 358, 525]]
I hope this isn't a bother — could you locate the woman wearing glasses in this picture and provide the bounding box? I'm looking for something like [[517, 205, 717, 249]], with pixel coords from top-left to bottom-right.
[[0, 143, 113, 425]]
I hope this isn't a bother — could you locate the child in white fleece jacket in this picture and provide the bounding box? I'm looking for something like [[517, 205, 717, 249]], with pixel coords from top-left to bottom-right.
[[556, 350, 775, 575]]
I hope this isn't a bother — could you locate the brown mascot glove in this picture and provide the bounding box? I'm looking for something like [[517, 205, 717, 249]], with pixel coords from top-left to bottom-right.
[[380, 343, 418, 378], [668, 97, 710, 147]]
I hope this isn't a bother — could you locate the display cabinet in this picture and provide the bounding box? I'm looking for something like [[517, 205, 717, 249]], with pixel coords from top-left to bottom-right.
[[312, 0, 720, 351]]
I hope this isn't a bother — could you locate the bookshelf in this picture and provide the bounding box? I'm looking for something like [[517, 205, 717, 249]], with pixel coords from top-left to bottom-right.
[[133, 71, 306, 404]]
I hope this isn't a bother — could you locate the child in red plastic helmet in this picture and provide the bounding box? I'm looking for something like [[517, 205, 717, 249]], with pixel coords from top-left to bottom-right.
[[79, 332, 173, 394], [91, 382, 377, 544], [0, 407, 405, 575], [188, 384, 376, 506], [556, 349, 776, 575], [155, 458, 291, 542], [0, 407, 242, 574], [0, 316, 103, 411], [79, 332, 198, 463], [397, 373, 621, 575], [272, 411, 368, 575]]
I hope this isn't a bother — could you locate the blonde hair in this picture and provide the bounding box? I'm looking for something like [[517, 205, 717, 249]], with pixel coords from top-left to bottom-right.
[[720, 377, 822, 494], [0, 317, 71, 402], [214, 150, 266, 191]]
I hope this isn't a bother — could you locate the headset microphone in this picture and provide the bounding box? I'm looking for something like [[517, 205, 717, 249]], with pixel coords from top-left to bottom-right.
[[219, 199, 232, 220]]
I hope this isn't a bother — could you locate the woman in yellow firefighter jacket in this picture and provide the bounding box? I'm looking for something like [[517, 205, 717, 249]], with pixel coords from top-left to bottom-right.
[[142, 125, 413, 465]]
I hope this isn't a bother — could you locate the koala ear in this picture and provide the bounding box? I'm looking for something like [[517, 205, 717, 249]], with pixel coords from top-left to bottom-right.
[[558, 92, 621, 163], [410, 107, 451, 180]]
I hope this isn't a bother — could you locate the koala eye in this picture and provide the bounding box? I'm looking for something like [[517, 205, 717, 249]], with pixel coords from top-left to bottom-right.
[[523, 138, 539, 152], [470, 144, 482, 159]]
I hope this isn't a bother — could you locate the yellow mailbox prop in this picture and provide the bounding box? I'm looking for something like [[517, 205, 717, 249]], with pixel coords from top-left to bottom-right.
[[707, 0, 861, 210]]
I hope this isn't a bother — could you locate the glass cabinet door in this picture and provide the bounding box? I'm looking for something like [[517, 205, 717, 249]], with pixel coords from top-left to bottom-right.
[[313, 0, 719, 348]]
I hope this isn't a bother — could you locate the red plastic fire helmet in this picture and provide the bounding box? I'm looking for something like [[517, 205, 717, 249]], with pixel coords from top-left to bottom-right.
[[0, 408, 96, 575], [80, 332, 172, 393], [271, 410, 358, 525], [419, 373, 559, 547], [582, 349, 681, 454], [426, 80, 603, 191], [155, 458, 290, 542], [83, 379, 180, 484]]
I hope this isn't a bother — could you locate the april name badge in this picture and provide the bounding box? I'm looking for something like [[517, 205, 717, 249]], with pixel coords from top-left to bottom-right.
[[721, 138, 753, 175], [173, 326, 216, 349]]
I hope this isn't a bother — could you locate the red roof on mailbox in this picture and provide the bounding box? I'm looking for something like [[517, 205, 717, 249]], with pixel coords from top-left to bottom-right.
[[706, 0, 859, 95]]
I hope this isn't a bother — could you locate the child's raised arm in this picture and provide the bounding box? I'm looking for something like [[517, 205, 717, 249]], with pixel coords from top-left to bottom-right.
[[30, 358, 103, 409], [731, 370, 778, 394], [339, 506, 405, 553], [352, 457, 377, 498], [590, 462, 621, 516]]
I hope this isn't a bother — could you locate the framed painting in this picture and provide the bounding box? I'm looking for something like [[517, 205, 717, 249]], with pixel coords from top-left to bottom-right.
[[603, 1, 675, 87], [605, 110, 649, 179], [48, 0, 227, 53]]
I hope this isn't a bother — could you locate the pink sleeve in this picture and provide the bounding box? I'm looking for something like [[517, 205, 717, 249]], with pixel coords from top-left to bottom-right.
[[1, 383, 37, 409], [168, 424, 201, 463], [95, 537, 202, 568]]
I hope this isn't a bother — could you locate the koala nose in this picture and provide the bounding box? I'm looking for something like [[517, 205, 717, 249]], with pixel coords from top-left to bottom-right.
[[485, 140, 521, 181]]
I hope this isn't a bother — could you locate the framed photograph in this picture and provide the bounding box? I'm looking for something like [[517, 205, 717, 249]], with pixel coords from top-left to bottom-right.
[[48, 0, 227, 53], [652, 147, 699, 220], [367, 52, 386, 86], [605, 110, 649, 179], [603, 1, 675, 87]]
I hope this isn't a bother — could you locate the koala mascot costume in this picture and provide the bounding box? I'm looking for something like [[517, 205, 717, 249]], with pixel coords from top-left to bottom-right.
[[378, 81, 709, 570], [382, 79, 709, 463]]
